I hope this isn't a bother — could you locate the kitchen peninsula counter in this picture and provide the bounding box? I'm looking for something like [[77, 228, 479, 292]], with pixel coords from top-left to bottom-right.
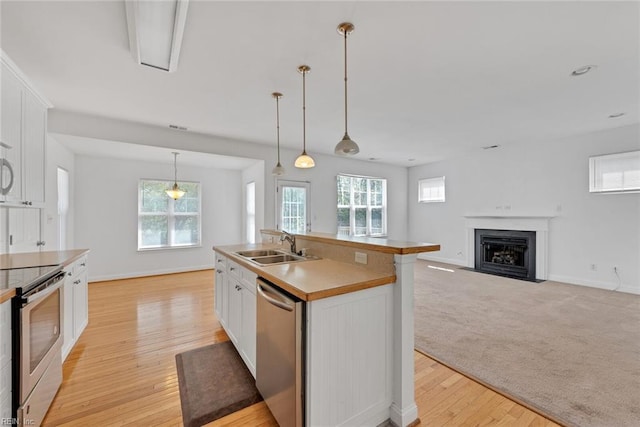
[[214, 232, 440, 427], [213, 243, 396, 301]]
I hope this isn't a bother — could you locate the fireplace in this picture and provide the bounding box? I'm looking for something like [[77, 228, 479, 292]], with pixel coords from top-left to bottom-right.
[[475, 229, 536, 281]]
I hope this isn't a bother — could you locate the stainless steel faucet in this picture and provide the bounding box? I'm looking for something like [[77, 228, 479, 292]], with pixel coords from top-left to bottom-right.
[[280, 231, 296, 254]]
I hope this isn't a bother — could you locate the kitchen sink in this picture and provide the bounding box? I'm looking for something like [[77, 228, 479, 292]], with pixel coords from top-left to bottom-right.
[[250, 254, 304, 265], [234, 248, 316, 266], [236, 249, 282, 257]]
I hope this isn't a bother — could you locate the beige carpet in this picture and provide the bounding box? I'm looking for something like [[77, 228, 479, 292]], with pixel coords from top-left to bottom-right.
[[413, 260, 640, 427]]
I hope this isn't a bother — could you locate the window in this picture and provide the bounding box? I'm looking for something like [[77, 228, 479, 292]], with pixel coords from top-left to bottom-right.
[[276, 180, 309, 234], [138, 179, 201, 250], [337, 174, 386, 237], [246, 181, 256, 244], [589, 151, 640, 193], [418, 176, 446, 203]]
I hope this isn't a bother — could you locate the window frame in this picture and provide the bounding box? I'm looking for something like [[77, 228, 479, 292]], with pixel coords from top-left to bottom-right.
[[137, 178, 202, 251], [276, 179, 311, 234], [589, 150, 640, 194], [418, 176, 446, 203], [337, 174, 387, 237]]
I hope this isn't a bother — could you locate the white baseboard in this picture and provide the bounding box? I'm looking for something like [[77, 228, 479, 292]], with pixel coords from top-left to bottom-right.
[[416, 256, 640, 295], [89, 264, 214, 283], [547, 274, 640, 295], [416, 253, 466, 267]]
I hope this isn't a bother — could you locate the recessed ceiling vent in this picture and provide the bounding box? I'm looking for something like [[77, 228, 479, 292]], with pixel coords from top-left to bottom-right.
[[483, 145, 500, 150], [125, 0, 190, 72], [169, 124, 188, 131]]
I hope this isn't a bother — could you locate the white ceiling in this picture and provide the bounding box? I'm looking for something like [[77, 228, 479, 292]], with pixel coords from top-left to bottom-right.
[[2, 1, 639, 167]]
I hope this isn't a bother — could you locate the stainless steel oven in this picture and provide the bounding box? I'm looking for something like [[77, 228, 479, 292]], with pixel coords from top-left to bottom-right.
[[6, 266, 65, 425]]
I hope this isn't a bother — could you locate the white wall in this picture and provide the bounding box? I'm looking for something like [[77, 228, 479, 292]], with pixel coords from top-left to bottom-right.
[[74, 155, 243, 281], [50, 111, 410, 240], [408, 124, 640, 294]]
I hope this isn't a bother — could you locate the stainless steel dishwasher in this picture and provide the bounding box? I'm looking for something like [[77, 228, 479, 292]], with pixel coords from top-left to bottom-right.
[[256, 277, 305, 427]]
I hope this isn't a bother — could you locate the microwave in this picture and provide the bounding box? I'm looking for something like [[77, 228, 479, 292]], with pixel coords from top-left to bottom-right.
[[0, 141, 15, 201]]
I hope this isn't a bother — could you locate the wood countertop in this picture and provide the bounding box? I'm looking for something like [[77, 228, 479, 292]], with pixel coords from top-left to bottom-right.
[[0, 249, 90, 303], [213, 244, 396, 301], [262, 229, 440, 255]]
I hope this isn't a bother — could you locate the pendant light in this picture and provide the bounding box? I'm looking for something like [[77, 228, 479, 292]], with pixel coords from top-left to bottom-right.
[[166, 152, 185, 200], [334, 22, 360, 156], [294, 65, 315, 168], [271, 92, 286, 176]]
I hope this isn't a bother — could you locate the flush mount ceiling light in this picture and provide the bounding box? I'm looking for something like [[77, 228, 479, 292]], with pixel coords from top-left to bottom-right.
[[125, 0, 190, 72], [571, 65, 596, 76], [295, 65, 315, 169], [334, 22, 360, 156], [166, 152, 186, 200], [271, 92, 286, 176]]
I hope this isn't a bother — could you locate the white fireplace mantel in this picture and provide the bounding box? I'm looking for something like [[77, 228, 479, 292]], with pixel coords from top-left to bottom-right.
[[464, 214, 556, 280]]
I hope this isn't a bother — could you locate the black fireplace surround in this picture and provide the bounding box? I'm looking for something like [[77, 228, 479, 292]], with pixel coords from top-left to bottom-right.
[[475, 229, 536, 281]]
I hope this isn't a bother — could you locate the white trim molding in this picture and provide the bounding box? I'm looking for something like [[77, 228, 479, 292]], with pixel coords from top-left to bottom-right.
[[464, 214, 555, 280]]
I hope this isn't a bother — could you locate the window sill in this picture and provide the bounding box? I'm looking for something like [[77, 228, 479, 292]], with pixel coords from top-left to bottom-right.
[[137, 244, 202, 252]]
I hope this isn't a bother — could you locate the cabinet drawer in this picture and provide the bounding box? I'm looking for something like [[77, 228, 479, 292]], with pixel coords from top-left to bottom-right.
[[241, 270, 257, 294], [215, 254, 226, 269], [227, 259, 241, 280], [74, 255, 88, 274]]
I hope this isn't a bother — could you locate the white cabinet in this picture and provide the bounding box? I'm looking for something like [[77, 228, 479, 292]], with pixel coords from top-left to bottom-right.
[[214, 254, 227, 327], [62, 254, 89, 360], [213, 252, 257, 377], [0, 299, 12, 421], [0, 54, 50, 207], [1, 63, 23, 204], [7, 207, 42, 254]]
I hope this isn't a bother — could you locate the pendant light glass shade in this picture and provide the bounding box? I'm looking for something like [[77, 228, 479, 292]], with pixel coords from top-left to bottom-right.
[[334, 22, 360, 156], [271, 92, 286, 176], [295, 65, 315, 169], [166, 152, 186, 200]]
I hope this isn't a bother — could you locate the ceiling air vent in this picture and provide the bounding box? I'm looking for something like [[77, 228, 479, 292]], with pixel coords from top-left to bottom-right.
[[169, 124, 188, 131]]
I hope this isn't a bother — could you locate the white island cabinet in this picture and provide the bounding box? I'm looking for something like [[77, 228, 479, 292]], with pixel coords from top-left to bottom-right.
[[214, 253, 257, 377], [215, 232, 440, 427], [0, 299, 11, 421], [62, 254, 89, 360]]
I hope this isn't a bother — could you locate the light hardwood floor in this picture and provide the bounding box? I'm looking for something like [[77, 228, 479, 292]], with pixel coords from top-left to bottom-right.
[[43, 270, 559, 426]]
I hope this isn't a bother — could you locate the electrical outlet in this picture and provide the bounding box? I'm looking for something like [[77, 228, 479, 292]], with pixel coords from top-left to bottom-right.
[[590, 264, 597, 271], [355, 252, 368, 264]]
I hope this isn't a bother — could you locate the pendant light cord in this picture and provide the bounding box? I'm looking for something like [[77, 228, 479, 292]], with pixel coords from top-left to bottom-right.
[[302, 70, 307, 154], [276, 95, 281, 163], [173, 152, 178, 184], [343, 29, 349, 135]]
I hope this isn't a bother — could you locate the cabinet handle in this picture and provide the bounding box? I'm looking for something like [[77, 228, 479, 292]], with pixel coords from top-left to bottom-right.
[[74, 280, 81, 285], [80, 262, 86, 267], [21, 201, 33, 206], [67, 272, 72, 277], [36, 240, 46, 246], [230, 267, 235, 272]]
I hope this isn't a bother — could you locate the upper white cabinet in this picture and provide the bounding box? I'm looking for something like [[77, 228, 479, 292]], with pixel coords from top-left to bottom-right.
[[0, 51, 52, 207]]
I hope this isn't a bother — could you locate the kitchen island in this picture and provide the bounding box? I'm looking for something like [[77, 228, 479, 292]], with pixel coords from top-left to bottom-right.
[[214, 231, 439, 427]]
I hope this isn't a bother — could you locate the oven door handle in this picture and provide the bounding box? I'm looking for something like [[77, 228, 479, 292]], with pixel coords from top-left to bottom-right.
[[25, 279, 63, 304]]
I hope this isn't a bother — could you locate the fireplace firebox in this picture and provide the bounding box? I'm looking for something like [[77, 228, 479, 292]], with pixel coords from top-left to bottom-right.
[[474, 229, 536, 281]]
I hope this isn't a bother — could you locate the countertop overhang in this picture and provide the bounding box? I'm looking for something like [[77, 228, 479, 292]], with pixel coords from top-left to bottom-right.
[[214, 243, 396, 301]]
